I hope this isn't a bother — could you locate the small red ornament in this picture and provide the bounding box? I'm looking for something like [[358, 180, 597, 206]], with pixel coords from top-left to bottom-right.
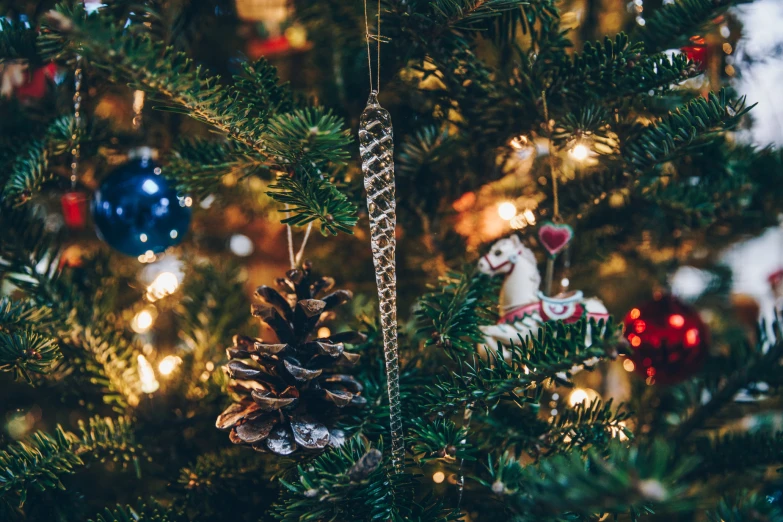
[[682, 36, 708, 70], [623, 294, 709, 385], [247, 35, 291, 59], [4, 62, 57, 101], [61, 191, 89, 229]]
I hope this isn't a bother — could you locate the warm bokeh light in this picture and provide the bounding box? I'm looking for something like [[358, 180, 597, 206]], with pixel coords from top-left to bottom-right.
[[497, 201, 517, 220], [668, 314, 685, 328], [570, 144, 589, 161], [569, 388, 589, 406], [630, 308, 641, 319], [685, 328, 700, 347], [509, 135, 530, 150], [138, 250, 157, 263], [147, 271, 180, 301], [623, 358, 636, 372], [432, 471, 445, 484], [317, 327, 331, 338], [158, 355, 182, 376], [634, 320, 646, 333], [131, 308, 156, 333], [137, 354, 160, 394]]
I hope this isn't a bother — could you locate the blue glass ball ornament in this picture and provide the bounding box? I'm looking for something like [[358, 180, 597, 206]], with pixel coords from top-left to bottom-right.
[[92, 157, 191, 256]]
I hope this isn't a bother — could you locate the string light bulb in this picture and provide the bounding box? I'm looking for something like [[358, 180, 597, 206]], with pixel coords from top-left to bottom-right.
[[570, 143, 590, 161], [131, 307, 156, 333], [569, 388, 589, 406], [137, 354, 160, 393], [158, 355, 182, 376], [432, 471, 445, 484], [568, 388, 600, 407], [146, 271, 180, 301], [498, 201, 517, 221], [317, 327, 331, 338]]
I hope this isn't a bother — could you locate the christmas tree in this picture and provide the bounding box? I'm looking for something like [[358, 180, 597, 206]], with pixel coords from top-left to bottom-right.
[[2, 0, 783, 520]]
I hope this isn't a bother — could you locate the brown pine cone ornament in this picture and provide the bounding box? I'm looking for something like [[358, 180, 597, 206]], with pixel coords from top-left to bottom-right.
[[216, 263, 366, 455]]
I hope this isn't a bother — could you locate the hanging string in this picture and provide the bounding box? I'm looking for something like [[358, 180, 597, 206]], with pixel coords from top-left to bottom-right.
[[284, 204, 314, 269], [70, 55, 83, 189], [294, 222, 313, 266], [363, 0, 382, 93], [541, 90, 560, 222], [541, 90, 561, 296]]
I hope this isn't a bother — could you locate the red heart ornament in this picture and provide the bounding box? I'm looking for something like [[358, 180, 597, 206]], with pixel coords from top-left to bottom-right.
[[538, 222, 573, 257]]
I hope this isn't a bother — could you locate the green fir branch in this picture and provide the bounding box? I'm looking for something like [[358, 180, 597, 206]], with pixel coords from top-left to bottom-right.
[[624, 90, 753, 173], [40, 4, 356, 232], [2, 115, 75, 205], [0, 417, 143, 514], [168, 139, 269, 197], [397, 126, 462, 178], [0, 297, 61, 383], [671, 318, 783, 441], [431, 0, 526, 31], [88, 501, 186, 522], [549, 34, 698, 103], [545, 399, 633, 454], [485, 440, 698, 520], [0, 427, 82, 512], [415, 269, 499, 356], [551, 104, 614, 151], [1, 207, 143, 410], [635, 0, 749, 53], [268, 168, 358, 235], [178, 447, 269, 501], [263, 108, 352, 167], [75, 416, 144, 476], [423, 319, 616, 414], [0, 330, 60, 384], [691, 431, 783, 479], [272, 435, 456, 522], [0, 19, 41, 64], [707, 491, 783, 522], [410, 418, 476, 463]]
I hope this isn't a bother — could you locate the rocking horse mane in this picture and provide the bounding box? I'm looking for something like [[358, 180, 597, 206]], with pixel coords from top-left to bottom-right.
[[514, 245, 538, 275]]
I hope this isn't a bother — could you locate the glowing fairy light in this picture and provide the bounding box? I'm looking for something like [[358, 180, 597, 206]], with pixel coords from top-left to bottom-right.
[[138, 250, 157, 263], [131, 307, 156, 333], [432, 471, 445, 483], [623, 358, 636, 372], [146, 271, 180, 301], [158, 355, 182, 376], [317, 327, 331, 338], [568, 388, 600, 407], [569, 388, 589, 406], [570, 143, 590, 161], [510, 208, 537, 230], [497, 201, 517, 221], [137, 354, 160, 393]]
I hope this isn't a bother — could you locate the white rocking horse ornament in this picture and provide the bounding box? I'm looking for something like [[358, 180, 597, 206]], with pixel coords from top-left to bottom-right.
[[477, 235, 609, 352]]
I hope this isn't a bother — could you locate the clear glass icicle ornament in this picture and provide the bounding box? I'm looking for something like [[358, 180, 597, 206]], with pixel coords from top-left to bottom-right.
[[359, 90, 404, 473]]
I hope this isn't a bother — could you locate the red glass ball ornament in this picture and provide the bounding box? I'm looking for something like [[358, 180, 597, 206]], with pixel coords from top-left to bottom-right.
[[622, 294, 709, 385], [682, 36, 708, 70]]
